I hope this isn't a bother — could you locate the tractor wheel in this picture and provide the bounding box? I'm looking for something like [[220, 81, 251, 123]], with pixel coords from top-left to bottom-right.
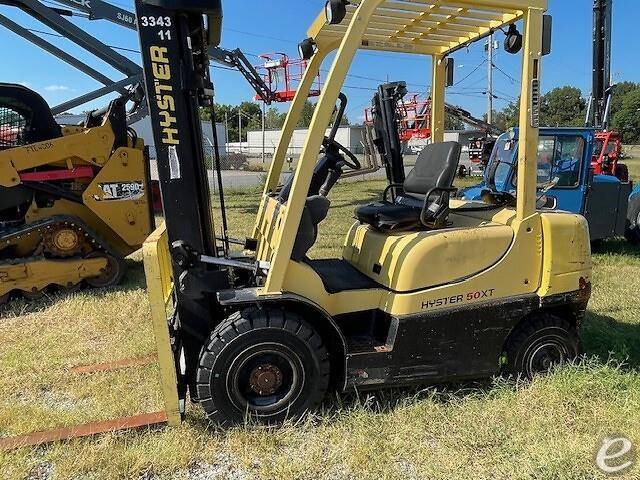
[[625, 201, 640, 246], [196, 308, 330, 425], [504, 313, 581, 379], [615, 163, 630, 183], [85, 252, 126, 288], [0, 292, 9, 306]]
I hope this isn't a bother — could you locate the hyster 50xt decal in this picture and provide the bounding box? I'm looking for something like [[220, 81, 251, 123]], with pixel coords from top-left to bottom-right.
[[422, 288, 496, 310], [149, 46, 179, 146]]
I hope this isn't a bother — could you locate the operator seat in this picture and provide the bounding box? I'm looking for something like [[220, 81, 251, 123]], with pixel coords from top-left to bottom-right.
[[0, 83, 62, 146], [356, 141, 461, 232], [277, 157, 334, 261]]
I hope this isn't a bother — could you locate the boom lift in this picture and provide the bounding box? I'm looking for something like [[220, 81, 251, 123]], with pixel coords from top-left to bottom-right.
[[586, 0, 626, 181], [0, 84, 154, 304], [140, 0, 592, 424], [0, 0, 146, 119]]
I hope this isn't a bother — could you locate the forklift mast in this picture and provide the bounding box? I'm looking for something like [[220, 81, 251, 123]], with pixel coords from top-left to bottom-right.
[[371, 81, 408, 186], [589, 0, 613, 129], [134, 0, 225, 393]]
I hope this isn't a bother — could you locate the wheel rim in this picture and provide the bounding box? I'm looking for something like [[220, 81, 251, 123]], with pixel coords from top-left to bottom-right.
[[227, 343, 305, 416], [524, 334, 569, 377]]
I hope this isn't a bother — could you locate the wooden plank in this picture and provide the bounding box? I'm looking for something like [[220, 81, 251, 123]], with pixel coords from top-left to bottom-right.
[[0, 412, 168, 451], [70, 354, 157, 375]]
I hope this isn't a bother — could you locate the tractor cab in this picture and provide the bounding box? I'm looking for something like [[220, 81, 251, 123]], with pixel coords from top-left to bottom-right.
[[460, 127, 632, 241]]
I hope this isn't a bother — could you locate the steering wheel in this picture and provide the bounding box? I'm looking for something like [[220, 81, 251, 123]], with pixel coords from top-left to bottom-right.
[[322, 136, 361, 171]]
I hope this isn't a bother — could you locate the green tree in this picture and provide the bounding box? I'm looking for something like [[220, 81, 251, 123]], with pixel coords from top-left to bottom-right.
[[202, 102, 263, 142], [490, 86, 588, 131], [295, 100, 350, 129], [540, 86, 586, 127], [264, 107, 287, 129], [485, 103, 520, 132], [612, 90, 640, 144], [297, 100, 317, 128], [610, 81, 640, 120]]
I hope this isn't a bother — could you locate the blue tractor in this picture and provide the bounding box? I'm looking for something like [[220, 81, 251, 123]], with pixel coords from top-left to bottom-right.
[[460, 127, 639, 244]]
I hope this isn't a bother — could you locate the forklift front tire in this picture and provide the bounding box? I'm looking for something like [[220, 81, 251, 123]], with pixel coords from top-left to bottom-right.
[[504, 313, 581, 380], [196, 308, 330, 425]]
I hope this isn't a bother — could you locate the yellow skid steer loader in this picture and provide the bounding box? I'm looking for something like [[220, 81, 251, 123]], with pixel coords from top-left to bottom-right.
[[0, 83, 154, 304]]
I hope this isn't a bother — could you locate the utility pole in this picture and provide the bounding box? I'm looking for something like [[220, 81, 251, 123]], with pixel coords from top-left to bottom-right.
[[486, 33, 494, 124], [238, 110, 242, 153], [262, 101, 266, 163], [224, 112, 229, 151]]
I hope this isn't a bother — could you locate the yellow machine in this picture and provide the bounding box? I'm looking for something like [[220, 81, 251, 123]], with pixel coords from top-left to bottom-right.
[[0, 84, 154, 304], [139, 0, 592, 426]]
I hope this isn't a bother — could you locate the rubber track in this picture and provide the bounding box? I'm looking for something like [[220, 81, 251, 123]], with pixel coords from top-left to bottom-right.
[[0, 215, 125, 301]]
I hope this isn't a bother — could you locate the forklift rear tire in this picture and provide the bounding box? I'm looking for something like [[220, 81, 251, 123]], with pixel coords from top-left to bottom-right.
[[196, 308, 330, 425], [504, 313, 581, 379]]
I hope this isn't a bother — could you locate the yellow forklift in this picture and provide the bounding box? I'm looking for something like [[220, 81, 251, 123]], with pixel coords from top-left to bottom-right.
[[0, 85, 154, 304], [139, 0, 592, 425]]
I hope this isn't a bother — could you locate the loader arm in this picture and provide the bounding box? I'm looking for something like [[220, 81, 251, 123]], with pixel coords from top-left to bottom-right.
[[0, 125, 116, 187]]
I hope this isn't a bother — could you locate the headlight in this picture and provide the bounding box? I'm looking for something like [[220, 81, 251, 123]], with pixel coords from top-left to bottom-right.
[[325, 0, 348, 25], [504, 24, 523, 54]]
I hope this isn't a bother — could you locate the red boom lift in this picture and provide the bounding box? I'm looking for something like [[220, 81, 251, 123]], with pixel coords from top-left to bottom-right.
[[587, 0, 628, 182], [255, 53, 321, 103]]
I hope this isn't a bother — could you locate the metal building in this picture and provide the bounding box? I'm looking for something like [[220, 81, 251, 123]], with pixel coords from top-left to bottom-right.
[[243, 125, 366, 157]]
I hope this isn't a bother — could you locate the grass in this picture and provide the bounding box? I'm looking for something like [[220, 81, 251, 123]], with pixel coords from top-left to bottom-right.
[[1, 161, 640, 479]]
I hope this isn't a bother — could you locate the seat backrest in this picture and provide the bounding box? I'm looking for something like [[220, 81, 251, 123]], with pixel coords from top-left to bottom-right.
[[403, 141, 461, 195], [291, 195, 330, 261]]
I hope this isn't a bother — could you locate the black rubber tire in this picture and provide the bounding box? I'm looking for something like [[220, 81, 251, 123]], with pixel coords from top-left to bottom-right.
[[625, 199, 640, 245], [504, 313, 581, 379], [196, 308, 330, 425], [615, 163, 629, 183]]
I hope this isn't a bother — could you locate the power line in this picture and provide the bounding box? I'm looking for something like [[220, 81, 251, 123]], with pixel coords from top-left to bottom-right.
[[453, 59, 487, 87], [25, 27, 141, 54], [492, 63, 517, 84]]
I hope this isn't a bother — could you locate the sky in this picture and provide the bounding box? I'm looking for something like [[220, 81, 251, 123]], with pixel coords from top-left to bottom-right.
[[1, 0, 639, 122]]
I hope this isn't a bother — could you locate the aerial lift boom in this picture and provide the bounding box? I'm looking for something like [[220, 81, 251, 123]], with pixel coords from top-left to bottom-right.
[[588, 0, 613, 129], [585, 0, 627, 180], [0, 0, 145, 117]]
